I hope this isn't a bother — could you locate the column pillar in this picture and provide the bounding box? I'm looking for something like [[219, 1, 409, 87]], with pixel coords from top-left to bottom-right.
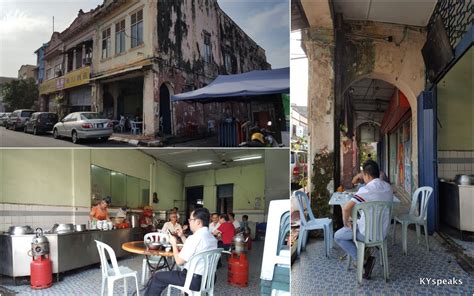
[[64, 53, 69, 74], [91, 82, 103, 113], [302, 26, 335, 194], [143, 69, 156, 136], [72, 49, 77, 70], [82, 44, 86, 67]]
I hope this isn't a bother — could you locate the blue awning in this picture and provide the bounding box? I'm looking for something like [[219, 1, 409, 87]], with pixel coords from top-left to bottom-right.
[[171, 67, 289, 102]]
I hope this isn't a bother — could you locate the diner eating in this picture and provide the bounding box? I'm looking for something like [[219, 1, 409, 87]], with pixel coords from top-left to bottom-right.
[[0, 148, 289, 295]]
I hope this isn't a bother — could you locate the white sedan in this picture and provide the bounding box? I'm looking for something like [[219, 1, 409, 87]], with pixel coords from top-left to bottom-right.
[[53, 112, 113, 144]]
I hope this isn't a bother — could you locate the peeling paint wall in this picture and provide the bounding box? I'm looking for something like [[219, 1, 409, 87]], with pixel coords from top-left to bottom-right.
[[155, 0, 269, 136]]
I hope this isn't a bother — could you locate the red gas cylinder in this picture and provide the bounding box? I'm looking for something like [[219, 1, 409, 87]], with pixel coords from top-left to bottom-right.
[[30, 228, 52, 289], [30, 256, 53, 289], [227, 252, 248, 287]]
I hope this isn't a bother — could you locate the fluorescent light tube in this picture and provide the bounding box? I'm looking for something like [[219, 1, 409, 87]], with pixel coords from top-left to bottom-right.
[[233, 155, 262, 162], [187, 162, 212, 168]]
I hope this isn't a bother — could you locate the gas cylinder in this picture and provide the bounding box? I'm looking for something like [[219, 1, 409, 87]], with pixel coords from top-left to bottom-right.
[[227, 252, 249, 287], [30, 228, 52, 289]]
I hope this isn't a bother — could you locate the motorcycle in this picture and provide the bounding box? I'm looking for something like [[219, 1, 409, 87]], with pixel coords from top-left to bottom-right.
[[239, 121, 284, 147]]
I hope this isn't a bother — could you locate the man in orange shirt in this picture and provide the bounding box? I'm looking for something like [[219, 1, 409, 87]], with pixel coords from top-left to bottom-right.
[[89, 196, 111, 221]]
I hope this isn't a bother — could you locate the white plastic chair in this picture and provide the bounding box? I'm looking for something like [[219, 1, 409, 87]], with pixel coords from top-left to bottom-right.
[[115, 116, 126, 133], [141, 232, 164, 286], [346, 201, 392, 284], [167, 248, 223, 296], [392, 186, 433, 255], [130, 120, 141, 134], [95, 240, 140, 296], [293, 191, 333, 257], [260, 200, 290, 284]]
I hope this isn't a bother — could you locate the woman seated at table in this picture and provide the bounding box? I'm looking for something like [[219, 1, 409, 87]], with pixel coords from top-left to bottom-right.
[[212, 214, 235, 249], [162, 210, 182, 234], [89, 196, 111, 221]]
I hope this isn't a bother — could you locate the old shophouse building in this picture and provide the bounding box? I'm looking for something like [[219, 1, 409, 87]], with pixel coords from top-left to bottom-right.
[[37, 0, 269, 136], [38, 8, 96, 116]]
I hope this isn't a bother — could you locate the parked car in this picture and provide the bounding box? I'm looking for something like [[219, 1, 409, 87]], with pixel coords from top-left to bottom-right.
[[53, 112, 113, 144], [6, 109, 35, 131], [291, 150, 308, 189], [0, 112, 11, 126], [24, 112, 58, 135]]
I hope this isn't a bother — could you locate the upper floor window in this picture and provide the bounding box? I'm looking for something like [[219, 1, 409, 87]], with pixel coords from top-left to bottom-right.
[[131, 10, 143, 48], [46, 68, 52, 80], [54, 64, 62, 77], [204, 32, 211, 63], [115, 20, 126, 54], [102, 27, 111, 59]]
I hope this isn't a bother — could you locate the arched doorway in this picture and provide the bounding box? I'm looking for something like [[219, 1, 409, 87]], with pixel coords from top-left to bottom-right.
[[159, 83, 172, 135], [340, 78, 414, 199]]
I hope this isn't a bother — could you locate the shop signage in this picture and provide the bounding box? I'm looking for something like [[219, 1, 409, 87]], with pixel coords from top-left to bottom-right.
[[39, 66, 91, 95]]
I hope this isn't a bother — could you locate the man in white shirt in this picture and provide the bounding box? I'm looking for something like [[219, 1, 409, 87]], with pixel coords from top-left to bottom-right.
[[228, 212, 241, 230], [334, 160, 393, 279], [209, 212, 220, 233], [145, 208, 218, 296], [161, 210, 182, 234]]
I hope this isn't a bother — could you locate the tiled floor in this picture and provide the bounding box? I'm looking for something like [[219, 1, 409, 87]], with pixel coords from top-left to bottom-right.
[[0, 241, 263, 296], [291, 227, 474, 295]]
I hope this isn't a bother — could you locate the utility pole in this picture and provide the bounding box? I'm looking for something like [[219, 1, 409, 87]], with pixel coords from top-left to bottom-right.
[[52, 16, 55, 32]]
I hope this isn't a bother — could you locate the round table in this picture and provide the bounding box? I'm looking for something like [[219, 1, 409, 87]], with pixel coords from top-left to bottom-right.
[[122, 241, 175, 272]]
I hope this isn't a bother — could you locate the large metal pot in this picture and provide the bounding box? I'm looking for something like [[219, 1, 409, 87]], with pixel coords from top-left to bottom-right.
[[75, 224, 87, 232], [50, 223, 75, 234], [454, 174, 474, 185], [8, 225, 34, 235]]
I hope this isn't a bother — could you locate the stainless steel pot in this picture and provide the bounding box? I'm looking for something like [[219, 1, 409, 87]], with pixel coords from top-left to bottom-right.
[[50, 223, 75, 234], [233, 233, 248, 254], [8, 226, 34, 235], [454, 174, 474, 185], [75, 224, 87, 232]]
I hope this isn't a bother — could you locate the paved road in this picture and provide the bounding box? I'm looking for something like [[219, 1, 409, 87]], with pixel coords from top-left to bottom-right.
[[0, 126, 133, 147]]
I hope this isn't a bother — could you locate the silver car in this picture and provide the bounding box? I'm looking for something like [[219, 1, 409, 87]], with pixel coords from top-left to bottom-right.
[[53, 112, 113, 144]]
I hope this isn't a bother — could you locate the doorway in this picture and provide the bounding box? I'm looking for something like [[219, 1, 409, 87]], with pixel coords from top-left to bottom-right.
[[185, 186, 204, 220], [216, 184, 233, 214], [159, 84, 172, 135]]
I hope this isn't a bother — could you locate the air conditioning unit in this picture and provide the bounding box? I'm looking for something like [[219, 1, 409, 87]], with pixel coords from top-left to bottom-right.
[[83, 57, 92, 65]]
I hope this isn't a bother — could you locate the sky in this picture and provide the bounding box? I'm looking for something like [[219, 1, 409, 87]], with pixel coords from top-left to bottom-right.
[[0, 0, 289, 78], [291, 30, 307, 106]]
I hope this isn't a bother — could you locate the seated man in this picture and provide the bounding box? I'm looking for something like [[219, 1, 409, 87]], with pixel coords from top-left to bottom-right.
[[240, 214, 249, 232], [228, 212, 240, 231], [145, 208, 217, 296], [334, 160, 392, 279], [212, 214, 235, 249], [209, 212, 221, 234]]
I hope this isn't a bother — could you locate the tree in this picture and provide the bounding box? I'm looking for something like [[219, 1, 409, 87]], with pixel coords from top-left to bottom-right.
[[2, 78, 38, 111]]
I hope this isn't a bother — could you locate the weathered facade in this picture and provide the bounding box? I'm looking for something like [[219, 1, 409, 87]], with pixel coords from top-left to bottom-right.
[[90, 0, 270, 136], [36, 0, 269, 137]]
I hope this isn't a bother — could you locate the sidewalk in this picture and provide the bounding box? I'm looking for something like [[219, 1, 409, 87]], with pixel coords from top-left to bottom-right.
[[108, 133, 219, 147], [292, 227, 474, 294]]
